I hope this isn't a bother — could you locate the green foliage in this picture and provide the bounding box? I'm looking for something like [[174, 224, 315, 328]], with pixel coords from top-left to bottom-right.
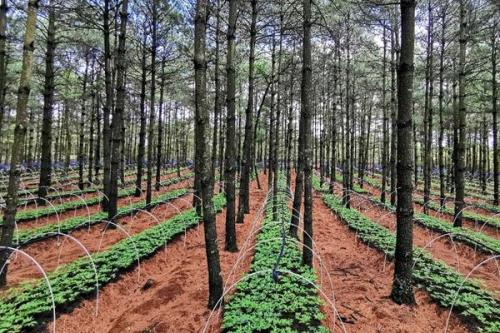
[[0, 195, 227, 333], [13, 176, 192, 246], [223, 181, 327, 333], [316, 181, 500, 332], [1, 172, 192, 224]]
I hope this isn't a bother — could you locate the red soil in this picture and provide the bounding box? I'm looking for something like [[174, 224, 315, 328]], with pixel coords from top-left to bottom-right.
[[44, 178, 268, 333], [2, 192, 194, 289], [15, 171, 185, 218], [17, 176, 192, 231], [342, 185, 500, 299], [312, 191, 469, 332]]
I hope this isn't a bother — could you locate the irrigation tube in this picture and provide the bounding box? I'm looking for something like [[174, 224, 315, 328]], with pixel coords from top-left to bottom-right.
[[0, 246, 56, 333]]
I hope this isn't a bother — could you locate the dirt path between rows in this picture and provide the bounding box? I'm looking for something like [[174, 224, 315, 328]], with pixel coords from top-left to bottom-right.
[[45, 178, 268, 333], [1, 179, 193, 290], [362, 180, 500, 240], [17, 172, 191, 230], [312, 190, 469, 332], [340, 184, 500, 299]]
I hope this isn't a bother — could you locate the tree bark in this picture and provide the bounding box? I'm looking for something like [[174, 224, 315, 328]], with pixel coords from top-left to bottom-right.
[[236, 0, 257, 224], [146, 0, 158, 207], [423, 1, 434, 214], [102, 0, 113, 211], [0, 0, 39, 287], [391, 0, 416, 305], [438, 8, 447, 207], [78, 52, 90, 190], [454, 0, 467, 228], [224, 0, 239, 252], [155, 57, 166, 191], [135, 29, 147, 197], [492, 23, 498, 205], [38, 2, 56, 201], [194, 0, 224, 309], [302, 0, 313, 267], [0, 0, 7, 139], [108, 0, 129, 221]]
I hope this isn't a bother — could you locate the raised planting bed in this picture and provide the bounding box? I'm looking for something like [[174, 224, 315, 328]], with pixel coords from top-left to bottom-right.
[[318, 189, 500, 333], [13, 187, 190, 246], [223, 183, 327, 333], [0, 194, 226, 333], [1, 173, 193, 224], [413, 198, 500, 230]]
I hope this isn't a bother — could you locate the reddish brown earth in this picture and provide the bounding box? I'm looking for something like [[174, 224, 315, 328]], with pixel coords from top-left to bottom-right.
[[311, 191, 469, 332], [362, 181, 500, 240], [14, 171, 186, 220], [340, 184, 500, 299], [2, 191, 194, 289], [45, 178, 268, 333], [16, 175, 192, 231]]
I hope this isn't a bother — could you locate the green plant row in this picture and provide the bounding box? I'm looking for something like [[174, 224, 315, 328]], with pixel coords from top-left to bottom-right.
[[320, 175, 500, 257], [0, 167, 141, 197], [365, 173, 498, 212], [369, 195, 500, 255], [223, 184, 327, 333], [319, 190, 500, 332], [413, 198, 500, 229], [14, 167, 185, 206], [0, 194, 226, 333], [2, 173, 193, 224], [14, 187, 189, 246]]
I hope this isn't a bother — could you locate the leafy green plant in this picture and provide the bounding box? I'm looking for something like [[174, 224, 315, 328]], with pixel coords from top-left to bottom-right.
[[317, 181, 500, 332], [223, 180, 328, 333], [0, 194, 226, 333]]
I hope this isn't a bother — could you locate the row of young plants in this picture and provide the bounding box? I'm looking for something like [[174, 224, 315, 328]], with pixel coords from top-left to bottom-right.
[[223, 183, 327, 332], [0, 194, 227, 333], [13, 168, 184, 205], [14, 187, 190, 246], [367, 171, 494, 201], [413, 198, 500, 229], [315, 182, 500, 332], [361, 175, 500, 227], [324, 175, 500, 256], [2, 173, 192, 223], [0, 167, 140, 196]]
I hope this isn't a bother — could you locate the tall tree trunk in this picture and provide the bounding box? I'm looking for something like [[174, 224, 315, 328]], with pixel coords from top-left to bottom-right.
[[0, 0, 39, 287], [343, 19, 352, 208], [146, 0, 158, 207], [390, 19, 398, 207], [102, 0, 113, 211], [224, 0, 239, 252], [211, 0, 222, 181], [236, 0, 257, 224], [88, 77, 95, 184], [329, 47, 339, 194], [423, 1, 434, 214], [0, 0, 7, 139], [492, 23, 498, 205], [108, 0, 129, 221], [194, 0, 224, 309], [302, 0, 313, 267], [155, 57, 166, 191], [38, 2, 56, 201], [391, 0, 416, 305], [438, 8, 447, 207], [381, 25, 388, 203], [135, 30, 147, 197], [95, 92, 101, 181], [454, 0, 467, 228], [272, 12, 284, 221], [79, 52, 90, 190]]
